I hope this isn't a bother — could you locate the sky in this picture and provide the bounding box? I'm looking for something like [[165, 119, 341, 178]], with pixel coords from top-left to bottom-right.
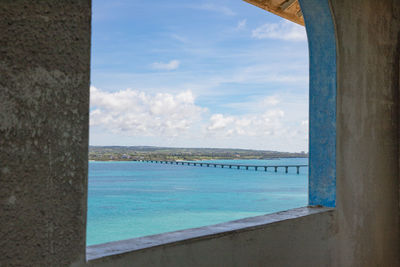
[[90, 0, 309, 152]]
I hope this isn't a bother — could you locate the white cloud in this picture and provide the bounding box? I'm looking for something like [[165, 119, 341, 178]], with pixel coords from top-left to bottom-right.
[[193, 3, 235, 16], [207, 114, 235, 131], [261, 96, 280, 106], [151, 60, 180, 71], [90, 86, 206, 137], [206, 110, 285, 137], [89, 87, 309, 151], [236, 19, 247, 30], [252, 20, 307, 41], [221, 95, 281, 113]]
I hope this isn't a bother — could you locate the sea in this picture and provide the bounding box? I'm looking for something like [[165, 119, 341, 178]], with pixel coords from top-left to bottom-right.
[[87, 158, 308, 246]]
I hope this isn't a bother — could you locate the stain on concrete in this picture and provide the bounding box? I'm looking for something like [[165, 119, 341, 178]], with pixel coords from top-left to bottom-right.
[[0, 1, 91, 266], [332, 0, 400, 265]]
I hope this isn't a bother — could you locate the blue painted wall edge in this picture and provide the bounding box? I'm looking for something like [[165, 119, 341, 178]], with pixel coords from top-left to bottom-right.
[[299, 0, 337, 207]]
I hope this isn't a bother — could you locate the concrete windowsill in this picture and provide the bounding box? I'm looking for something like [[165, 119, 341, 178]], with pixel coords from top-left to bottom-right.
[[86, 206, 334, 262]]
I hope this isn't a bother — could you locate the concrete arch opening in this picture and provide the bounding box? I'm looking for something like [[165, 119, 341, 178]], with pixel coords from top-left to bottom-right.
[[2, 1, 400, 266], [88, 0, 312, 247]]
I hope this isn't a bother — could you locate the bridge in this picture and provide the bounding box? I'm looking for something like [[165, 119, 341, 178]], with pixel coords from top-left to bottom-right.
[[135, 160, 308, 174]]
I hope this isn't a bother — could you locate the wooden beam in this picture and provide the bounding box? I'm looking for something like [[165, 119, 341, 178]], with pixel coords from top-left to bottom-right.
[[243, 0, 304, 26], [297, 10, 303, 17], [280, 0, 296, 11]]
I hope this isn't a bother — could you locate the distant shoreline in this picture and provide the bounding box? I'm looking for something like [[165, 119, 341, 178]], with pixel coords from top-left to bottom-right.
[[89, 146, 308, 162], [89, 157, 308, 162]]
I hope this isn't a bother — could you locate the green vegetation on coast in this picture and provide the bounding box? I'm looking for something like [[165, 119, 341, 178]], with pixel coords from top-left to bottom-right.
[[89, 146, 308, 161]]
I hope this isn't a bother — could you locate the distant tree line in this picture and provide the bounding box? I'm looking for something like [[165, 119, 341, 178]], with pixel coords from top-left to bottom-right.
[[89, 146, 308, 161]]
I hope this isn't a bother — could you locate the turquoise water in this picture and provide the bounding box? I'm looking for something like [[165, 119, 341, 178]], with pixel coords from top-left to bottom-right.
[[87, 158, 308, 246]]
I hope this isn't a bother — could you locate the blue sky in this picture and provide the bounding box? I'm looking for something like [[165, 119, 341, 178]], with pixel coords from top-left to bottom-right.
[[90, 0, 309, 152]]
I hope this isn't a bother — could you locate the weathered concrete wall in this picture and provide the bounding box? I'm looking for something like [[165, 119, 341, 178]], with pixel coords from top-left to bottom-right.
[[331, 0, 400, 266], [88, 209, 337, 267], [1, 0, 400, 266], [0, 1, 91, 266]]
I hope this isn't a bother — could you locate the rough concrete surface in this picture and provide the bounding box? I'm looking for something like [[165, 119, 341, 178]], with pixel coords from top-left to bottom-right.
[[87, 208, 337, 267], [331, 0, 400, 266], [0, 1, 91, 266], [1, 0, 400, 266]]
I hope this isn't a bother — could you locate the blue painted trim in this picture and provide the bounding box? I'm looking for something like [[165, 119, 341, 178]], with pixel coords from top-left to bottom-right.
[[298, 0, 336, 207]]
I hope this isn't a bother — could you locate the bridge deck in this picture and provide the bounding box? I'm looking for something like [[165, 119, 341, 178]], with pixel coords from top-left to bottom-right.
[[136, 160, 308, 174]]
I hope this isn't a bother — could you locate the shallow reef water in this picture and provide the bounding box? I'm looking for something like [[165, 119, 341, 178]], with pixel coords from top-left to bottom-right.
[[87, 158, 308, 245]]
